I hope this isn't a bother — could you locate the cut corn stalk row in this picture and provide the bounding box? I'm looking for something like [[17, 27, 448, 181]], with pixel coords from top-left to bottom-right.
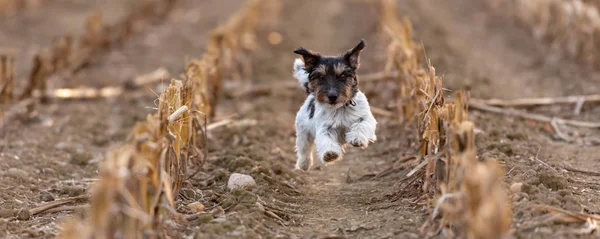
[[57, 0, 280, 237], [488, 0, 600, 65], [377, 0, 512, 237]]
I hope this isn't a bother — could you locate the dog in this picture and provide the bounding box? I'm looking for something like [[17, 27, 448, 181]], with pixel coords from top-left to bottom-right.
[[292, 39, 377, 171]]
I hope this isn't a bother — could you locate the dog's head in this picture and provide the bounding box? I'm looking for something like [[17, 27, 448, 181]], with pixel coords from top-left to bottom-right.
[[293, 39, 366, 107]]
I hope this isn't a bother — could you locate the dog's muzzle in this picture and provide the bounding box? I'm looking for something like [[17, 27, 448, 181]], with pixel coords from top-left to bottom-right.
[[327, 91, 338, 105]]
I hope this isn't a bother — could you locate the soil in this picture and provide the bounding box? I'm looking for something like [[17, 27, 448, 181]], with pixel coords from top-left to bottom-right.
[[1, 0, 599, 238]]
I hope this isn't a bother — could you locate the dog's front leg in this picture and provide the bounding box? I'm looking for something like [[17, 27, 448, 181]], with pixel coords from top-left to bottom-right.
[[346, 113, 377, 149], [315, 124, 343, 164], [295, 129, 314, 171]]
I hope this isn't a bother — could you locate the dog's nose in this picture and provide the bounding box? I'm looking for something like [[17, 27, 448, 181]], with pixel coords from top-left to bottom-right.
[[327, 92, 338, 103]]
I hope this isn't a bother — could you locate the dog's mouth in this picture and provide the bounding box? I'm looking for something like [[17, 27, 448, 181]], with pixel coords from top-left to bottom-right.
[[316, 92, 347, 107], [322, 100, 345, 108]]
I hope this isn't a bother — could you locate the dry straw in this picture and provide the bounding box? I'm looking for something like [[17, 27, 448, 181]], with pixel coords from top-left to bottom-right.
[[377, 0, 512, 237], [195, 0, 280, 118], [0, 0, 42, 15], [488, 0, 600, 65], [57, 0, 279, 237], [58, 79, 196, 239], [0, 53, 15, 105], [17, 0, 175, 101]]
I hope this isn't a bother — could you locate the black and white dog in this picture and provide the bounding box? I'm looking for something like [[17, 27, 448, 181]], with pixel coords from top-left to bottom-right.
[[292, 39, 377, 171]]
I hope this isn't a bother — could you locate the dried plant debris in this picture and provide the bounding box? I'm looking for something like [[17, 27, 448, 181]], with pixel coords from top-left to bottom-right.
[[0, 0, 43, 15], [199, 0, 280, 118], [0, 53, 15, 105], [18, 0, 176, 101], [488, 0, 600, 65], [58, 79, 199, 239], [54, 0, 283, 237], [377, 0, 512, 237]]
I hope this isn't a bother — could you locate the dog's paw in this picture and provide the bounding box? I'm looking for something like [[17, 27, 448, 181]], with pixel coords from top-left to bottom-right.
[[322, 151, 341, 164], [346, 132, 370, 149], [295, 159, 311, 171], [368, 134, 377, 143], [350, 140, 366, 148], [295, 163, 310, 171]]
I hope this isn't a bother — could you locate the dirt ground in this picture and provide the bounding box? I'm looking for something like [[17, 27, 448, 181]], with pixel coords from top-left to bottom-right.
[[1, 0, 599, 238]]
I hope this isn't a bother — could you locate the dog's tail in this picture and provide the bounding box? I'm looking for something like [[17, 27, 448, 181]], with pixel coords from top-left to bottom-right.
[[293, 58, 310, 93]]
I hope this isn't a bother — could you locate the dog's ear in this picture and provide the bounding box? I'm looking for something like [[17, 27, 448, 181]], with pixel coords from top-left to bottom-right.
[[344, 39, 366, 69], [293, 48, 321, 71]]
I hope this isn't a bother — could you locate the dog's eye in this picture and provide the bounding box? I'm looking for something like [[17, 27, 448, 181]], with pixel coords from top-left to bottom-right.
[[341, 72, 353, 78]]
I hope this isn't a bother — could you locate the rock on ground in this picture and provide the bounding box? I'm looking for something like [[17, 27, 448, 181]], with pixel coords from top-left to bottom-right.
[[227, 173, 256, 191]]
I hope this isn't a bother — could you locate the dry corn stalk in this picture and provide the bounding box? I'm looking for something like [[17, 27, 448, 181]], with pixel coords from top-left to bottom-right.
[[185, 59, 214, 117], [489, 0, 600, 64], [200, 0, 282, 118], [432, 121, 512, 239], [378, 0, 424, 122], [377, 0, 512, 236], [58, 79, 196, 239], [0, 0, 42, 15], [19, 0, 176, 101], [0, 53, 15, 105], [182, 0, 277, 117], [58, 1, 275, 237]]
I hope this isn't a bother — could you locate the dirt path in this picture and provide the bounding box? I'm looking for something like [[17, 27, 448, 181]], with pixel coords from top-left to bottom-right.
[[1, 0, 600, 238], [193, 0, 600, 237]]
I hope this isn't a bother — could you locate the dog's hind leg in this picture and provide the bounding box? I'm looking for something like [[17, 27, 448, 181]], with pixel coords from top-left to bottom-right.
[[316, 125, 343, 165], [295, 131, 314, 171]]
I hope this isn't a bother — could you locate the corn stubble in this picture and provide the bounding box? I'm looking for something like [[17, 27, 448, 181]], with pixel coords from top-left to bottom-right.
[[488, 0, 600, 65], [0, 0, 41, 15], [18, 0, 175, 102], [378, 0, 512, 237], [59, 79, 197, 239], [58, 0, 279, 238], [197, 0, 281, 118], [0, 53, 15, 105]]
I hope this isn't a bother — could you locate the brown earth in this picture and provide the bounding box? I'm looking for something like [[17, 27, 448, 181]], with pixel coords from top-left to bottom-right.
[[1, 0, 599, 238]]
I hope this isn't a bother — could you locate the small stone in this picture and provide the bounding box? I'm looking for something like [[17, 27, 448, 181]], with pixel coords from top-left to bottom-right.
[[17, 209, 31, 221], [227, 173, 256, 191], [510, 182, 523, 193], [187, 202, 205, 212], [7, 168, 29, 180]]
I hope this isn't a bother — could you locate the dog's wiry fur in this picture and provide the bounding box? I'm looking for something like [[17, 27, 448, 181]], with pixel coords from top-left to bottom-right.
[[292, 39, 377, 171]]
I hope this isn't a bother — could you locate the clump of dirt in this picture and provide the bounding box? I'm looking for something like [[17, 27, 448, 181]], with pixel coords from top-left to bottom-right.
[[535, 172, 568, 191], [69, 152, 93, 166], [486, 142, 515, 157], [53, 186, 86, 197]]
